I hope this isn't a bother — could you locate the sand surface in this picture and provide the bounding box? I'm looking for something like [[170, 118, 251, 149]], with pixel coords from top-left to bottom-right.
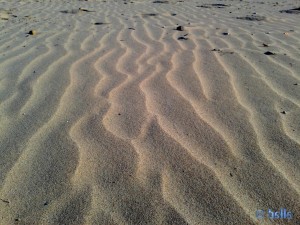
[[0, 0, 300, 224]]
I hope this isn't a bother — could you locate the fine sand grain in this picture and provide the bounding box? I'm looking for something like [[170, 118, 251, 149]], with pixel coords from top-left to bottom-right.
[[0, 0, 299, 224]]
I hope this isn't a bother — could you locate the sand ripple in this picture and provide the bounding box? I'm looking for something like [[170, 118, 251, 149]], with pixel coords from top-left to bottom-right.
[[0, 0, 299, 224]]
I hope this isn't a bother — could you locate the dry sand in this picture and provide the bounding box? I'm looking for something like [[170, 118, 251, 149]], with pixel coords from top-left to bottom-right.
[[0, 0, 300, 224]]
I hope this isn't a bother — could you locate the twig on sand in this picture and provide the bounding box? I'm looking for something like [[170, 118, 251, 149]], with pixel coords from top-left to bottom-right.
[[0, 198, 10, 204]]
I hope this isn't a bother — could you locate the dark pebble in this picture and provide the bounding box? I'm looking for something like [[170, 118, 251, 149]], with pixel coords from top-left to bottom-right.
[[175, 26, 184, 31], [264, 51, 275, 55]]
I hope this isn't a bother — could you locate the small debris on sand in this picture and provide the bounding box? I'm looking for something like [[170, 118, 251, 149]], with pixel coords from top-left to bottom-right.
[[142, 13, 158, 17], [60, 8, 95, 14], [28, 30, 37, 35], [178, 36, 188, 40], [0, 198, 9, 204], [94, 22, 106, 25], [236, 15, 266, 21], [211, 48, 234, 55], [79, 8, 95, 12], [264, 51, 275, 55], [153, 0, 169, 3], [200, 4, 229, 8], [280, 7, 300, 14], [175, 26, 184, 31]]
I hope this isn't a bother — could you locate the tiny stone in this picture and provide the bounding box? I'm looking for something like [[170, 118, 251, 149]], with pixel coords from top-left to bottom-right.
[[28, 30, 37, 35], [175, 26, 184, 31], [264, 51, 275, 55]]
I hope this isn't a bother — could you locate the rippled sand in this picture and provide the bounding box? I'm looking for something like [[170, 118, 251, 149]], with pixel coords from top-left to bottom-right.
[[0, 0, 300, 224]]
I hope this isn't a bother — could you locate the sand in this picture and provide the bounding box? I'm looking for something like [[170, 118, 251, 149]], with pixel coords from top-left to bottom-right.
[[0, 0, 300, 224]]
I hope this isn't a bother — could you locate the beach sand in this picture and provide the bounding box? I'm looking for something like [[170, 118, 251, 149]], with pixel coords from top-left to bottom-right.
[[0, 0, 300, 224]]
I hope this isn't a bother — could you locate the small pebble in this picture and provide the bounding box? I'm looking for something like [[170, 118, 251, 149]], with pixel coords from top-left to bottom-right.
[[175, 26, 184, 31], [28, 30, 37, 35], [264, 51, 275, 55]]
